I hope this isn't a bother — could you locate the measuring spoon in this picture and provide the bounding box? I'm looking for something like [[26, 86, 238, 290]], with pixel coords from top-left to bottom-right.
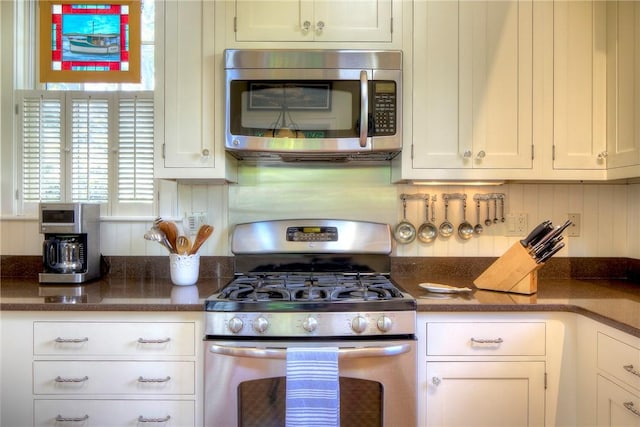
[[458, 198, 474, 240], [484, 200, 492, 226], [474, 200, 484, 234], [493, 198, 499, 224]]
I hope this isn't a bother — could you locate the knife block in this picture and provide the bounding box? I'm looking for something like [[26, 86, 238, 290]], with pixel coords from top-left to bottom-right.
[[473, 242, 543, 295]]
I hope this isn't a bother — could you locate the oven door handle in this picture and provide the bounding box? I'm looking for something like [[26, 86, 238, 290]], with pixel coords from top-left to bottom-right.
[[209, 343, 411, 360]]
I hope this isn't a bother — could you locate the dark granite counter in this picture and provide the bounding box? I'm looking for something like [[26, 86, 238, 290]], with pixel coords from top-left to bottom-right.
[[0, 277, 229, 311], [2, 255, 640, 337]]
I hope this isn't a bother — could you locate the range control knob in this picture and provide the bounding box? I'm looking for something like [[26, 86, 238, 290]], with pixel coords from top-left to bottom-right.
[[377, 316, 393, 332], [351, 315, 368, 334], [253, 316, 269, 334], [302, 316, 318, 333], [227, 317, 244, 334]]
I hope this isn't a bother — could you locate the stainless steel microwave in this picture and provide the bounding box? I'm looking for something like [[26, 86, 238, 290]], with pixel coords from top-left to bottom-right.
[[224, 49, 402, 162]]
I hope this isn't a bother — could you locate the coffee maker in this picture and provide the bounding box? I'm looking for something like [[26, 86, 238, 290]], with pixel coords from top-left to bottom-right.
[[39, 203, 101, 284]]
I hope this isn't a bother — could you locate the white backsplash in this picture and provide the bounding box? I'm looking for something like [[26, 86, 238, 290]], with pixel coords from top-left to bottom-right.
[[1, 163, 639, 259]]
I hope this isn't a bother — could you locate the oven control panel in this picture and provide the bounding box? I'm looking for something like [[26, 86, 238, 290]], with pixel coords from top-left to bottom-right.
[[286, 226, 338, 242], [205, 311, 416, 338]]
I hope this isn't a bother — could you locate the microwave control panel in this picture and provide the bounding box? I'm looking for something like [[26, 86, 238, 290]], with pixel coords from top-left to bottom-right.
[[371, 81, 397, 136]]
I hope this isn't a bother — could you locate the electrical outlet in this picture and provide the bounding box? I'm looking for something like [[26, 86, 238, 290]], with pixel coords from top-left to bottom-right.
[[567, 213, 581, 237], [505, 213, 528, 236], [185, 212, 208, 235]]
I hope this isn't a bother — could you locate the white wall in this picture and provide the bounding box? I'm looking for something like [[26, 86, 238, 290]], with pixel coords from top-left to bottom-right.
[[1, 164, 638, 260]]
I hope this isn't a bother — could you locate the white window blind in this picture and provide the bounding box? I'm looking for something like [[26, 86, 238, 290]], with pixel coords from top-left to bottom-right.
[[69, 95, 110, 202], [17, 90, 154, 207], [20, 94, 63, 201], [117, 94, 154, 201]]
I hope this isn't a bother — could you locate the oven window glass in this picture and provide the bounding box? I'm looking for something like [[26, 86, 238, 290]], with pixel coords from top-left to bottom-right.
[[229, 80, 358, 139], [238, 376, 383, 427]]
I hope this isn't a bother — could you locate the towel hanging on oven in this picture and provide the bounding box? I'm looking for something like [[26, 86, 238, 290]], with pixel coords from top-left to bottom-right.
[[286, 347, 340, 427]]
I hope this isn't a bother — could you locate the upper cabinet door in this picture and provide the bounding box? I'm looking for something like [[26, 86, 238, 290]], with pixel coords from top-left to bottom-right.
[[411, 0, 533, 172], [234, 0, 392, 42], [606, 1, 640, 171], [553, 0, 607, 170]]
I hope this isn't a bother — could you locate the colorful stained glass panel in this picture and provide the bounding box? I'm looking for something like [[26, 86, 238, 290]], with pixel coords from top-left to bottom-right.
[[40, 0, 140, 83]]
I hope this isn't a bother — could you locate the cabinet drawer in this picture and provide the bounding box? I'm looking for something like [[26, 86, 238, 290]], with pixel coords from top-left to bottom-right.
[[598, 332, 640, 391], [596, 375, 640, 426], [33, 322, 195, 356], [34, 399, 194, 427], [33, 361, 194, 395], [426, 322, 546, 356]]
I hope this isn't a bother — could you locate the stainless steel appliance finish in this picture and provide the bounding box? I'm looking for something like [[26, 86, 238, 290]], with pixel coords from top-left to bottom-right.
[[224, 49, 402, 162], [39, 203, 101, 284], [204, 219, 416, 426]]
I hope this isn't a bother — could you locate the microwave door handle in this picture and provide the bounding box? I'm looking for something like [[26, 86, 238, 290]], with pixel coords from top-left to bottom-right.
[[209, 343, 410, 360], [359, 70, 368, 148]]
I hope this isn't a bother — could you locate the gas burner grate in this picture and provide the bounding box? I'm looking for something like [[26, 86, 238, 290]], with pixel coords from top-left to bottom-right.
[[219, 273, 404, 303]]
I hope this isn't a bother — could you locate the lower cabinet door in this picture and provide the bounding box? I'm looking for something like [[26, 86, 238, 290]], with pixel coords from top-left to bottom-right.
[[597, 375, 640, 426], [426, 361, 545, 427], [34, 399, 194, 427]]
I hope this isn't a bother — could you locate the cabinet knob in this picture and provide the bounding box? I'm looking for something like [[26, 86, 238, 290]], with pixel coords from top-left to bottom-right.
[[463, 149, 472, 158], [316, 21, 325, 32], [432, 376, 441, 386], [201, 148, 210, 157], [302, 21, 311, 33], [597, 151, 608, 160], [476, 150, 486, 159]]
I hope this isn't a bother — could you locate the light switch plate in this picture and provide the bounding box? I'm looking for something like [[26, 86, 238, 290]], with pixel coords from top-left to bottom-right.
[[567, 213, 581, 237]]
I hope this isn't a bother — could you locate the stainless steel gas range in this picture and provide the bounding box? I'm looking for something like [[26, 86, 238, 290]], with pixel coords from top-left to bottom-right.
[[204, 219, 417, 427]]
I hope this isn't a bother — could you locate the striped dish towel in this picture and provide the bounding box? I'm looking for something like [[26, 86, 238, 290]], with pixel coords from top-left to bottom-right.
[[286, 347, 340, 427]]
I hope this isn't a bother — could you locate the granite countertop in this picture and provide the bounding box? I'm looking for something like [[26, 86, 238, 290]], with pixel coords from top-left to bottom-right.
[[2, 275, 640, 337]]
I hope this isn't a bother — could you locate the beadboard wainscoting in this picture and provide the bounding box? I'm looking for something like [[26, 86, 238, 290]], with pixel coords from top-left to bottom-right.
[[1, 167, 639, 260]]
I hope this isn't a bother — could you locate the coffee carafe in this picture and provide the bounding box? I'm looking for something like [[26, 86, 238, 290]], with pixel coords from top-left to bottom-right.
[[39, 203, 101, 284], [44, 236, 84, 274]]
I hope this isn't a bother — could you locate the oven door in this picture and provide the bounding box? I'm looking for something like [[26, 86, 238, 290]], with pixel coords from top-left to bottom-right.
[[204, 338, 416, 427]]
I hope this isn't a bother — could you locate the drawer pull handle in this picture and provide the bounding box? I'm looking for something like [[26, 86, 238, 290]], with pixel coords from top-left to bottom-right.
[[138, 337, 171, 344], [138, 376, 171, 383], [471, 337, 504, 344], [624, 365, 640, 378], [54, 337, 89, 343], [138, 415, 171, 423], [624, 402, 640, 417], [55, 414, 89, 422], [55, 375, 89, 383]]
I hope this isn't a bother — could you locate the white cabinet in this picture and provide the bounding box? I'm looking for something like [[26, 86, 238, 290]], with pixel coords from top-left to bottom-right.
[[596, 331, 640, 425], [426, 361, 545, 427], [400, 0, 534, 181], [597, 375, 640, 427], [0, 312, 203, 427], [552, 0, 608, 171], [34, 400, 195, 427], [155, 0, 236, 181], [233, 0, 393, 43], [605, 1, 640, 177], [419, 314, 550, 427]]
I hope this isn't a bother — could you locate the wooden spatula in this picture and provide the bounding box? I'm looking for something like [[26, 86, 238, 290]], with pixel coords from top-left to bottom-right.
[[189, 225, 214, 255]]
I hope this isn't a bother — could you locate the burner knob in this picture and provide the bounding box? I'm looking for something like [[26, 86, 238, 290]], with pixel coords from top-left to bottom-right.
[[253, 316, 269, 334], [351, 315, 368, 334], [227, 317, 244, 334], [377, 315, 393, 332], [302, 316, 318, 333]]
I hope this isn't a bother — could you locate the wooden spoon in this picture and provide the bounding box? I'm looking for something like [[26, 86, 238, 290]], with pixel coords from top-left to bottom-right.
[[176, 235, 191, 255], [158, 220, 178, 252], [189, 225, 214, 255]]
